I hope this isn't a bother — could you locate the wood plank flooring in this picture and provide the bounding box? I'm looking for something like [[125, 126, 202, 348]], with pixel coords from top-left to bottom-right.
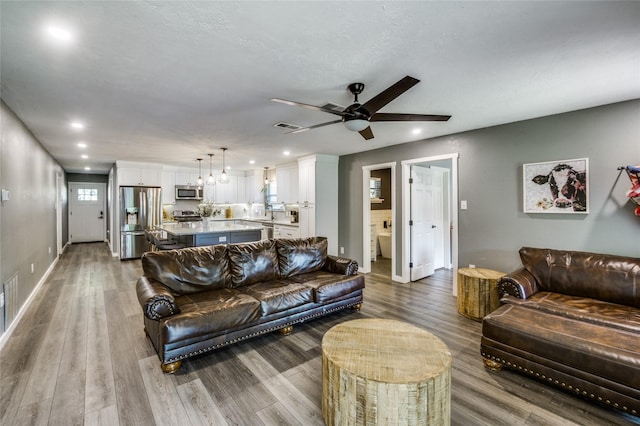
[[1, 242, 638, 426]]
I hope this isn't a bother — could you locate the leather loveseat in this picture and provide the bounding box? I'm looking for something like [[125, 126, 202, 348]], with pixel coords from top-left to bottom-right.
[[481, 247, 640, 416], [136, 237, 364, 373]]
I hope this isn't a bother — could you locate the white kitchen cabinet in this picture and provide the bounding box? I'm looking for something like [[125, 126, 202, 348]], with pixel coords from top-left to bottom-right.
[[161, 172, 176, 204], [298, 205, 315, 239], [246, 170, 264, 203], [298, 159, 315, 203], [274, 224, 300, 239], [175, 170, 201, 186], [237, 176, 247, 203], [276, 165, 299, 204], [117, 165, 162, 187], [214, 175, 238, 204], [296, 154, 338, 255], [203, 182, 215, 202]]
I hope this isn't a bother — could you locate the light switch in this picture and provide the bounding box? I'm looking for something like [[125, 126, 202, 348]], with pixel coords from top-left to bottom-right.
[[1, 190, 9, 202], [460, 200, 467, 210]]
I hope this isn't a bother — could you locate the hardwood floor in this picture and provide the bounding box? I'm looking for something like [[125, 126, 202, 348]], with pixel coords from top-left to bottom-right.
[[1, 242, 638, 426]]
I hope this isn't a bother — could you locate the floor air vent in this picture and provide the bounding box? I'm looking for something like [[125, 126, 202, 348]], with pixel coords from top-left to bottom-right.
[[273, 122, 303, 131], [3, 273, 19, 328]]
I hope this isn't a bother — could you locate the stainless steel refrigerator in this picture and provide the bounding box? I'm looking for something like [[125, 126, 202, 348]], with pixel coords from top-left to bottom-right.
[[120, 186, 162, 259]]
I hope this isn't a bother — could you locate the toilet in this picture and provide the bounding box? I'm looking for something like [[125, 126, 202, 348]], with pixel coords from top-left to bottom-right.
[[377, 233, 392, 258]]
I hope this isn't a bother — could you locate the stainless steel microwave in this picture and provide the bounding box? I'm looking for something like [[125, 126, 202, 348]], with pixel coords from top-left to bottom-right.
[[175, 185, 203, 200]]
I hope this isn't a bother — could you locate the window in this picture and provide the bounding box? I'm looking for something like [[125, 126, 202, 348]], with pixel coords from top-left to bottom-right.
[[77, 188, 98, 201]]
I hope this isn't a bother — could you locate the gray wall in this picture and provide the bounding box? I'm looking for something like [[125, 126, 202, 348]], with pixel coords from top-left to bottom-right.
[[339, 100, 640, 276], [0, 100, 67, 335]]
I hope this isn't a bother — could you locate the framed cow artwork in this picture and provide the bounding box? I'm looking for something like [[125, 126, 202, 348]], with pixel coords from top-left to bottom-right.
[[523, 158, 589, 214]]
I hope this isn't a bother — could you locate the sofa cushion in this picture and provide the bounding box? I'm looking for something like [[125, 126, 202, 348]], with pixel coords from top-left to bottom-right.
[[519, 247, 640, 308], [228, 239, 280, 288], [276, 237, 328, 277], [241, 280, 314, 316], [141, 245, 230, 295], [482, 304, 640, 392], [502, 292, 640, 334], [290, 271, 365, 303], [164, 288, 261, 344]]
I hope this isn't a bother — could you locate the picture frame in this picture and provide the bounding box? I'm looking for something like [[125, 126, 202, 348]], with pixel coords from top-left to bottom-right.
[[523, 158, 589, 214]]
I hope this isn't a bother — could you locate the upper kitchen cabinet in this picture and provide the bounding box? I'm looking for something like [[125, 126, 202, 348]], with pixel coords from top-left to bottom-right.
[[174, 170, 201, 186], [276, 163, 299, 204], [214, 174, 240, 204], [161, 171, 176, 204], [117, 161, 162, 187]]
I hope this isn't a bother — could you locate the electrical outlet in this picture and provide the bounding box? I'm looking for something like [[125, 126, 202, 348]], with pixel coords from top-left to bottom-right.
[[469, 264, 476, 268], [31, 263, 35, 273], [340, 247, 345, 255], [461, 200, 468, 210], [0, 292, 4, 308], [48, 246, 52, 254]]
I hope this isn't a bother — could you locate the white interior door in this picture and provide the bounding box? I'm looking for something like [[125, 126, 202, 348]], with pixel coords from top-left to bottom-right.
[[69, 182, 106, 243], [410, 166, 436, 280]]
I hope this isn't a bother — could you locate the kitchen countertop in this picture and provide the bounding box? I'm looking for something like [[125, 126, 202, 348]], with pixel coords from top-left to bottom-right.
[[160, 221, 263, 236], [161, 218, 299, 228]]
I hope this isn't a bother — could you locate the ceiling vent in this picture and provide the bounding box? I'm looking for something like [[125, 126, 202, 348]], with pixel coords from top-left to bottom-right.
[[273, 122, 303, 131], [320, 102, 345, 111]]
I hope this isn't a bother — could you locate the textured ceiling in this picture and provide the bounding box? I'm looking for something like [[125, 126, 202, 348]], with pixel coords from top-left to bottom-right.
[[1, 1, 639, 174]]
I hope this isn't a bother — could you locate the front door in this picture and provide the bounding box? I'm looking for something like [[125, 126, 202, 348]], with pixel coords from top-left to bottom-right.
[[69, 182, 106, 243], [410, 166, 437, 280]]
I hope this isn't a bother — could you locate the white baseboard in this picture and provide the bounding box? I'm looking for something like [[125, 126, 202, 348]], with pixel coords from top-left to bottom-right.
[[0, 257, 59, 352]]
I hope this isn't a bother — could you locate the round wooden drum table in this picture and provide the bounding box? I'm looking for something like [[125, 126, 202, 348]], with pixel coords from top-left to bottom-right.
[[456, 267, 505, 321], [322, 318, 452, 425]]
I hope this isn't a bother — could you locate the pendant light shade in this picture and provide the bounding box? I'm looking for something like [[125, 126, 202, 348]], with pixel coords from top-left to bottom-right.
[[264, 166, 269, 185], [196, 158, 203, 186], [206, 153, 215, 185], [218, 148, 229, 184]]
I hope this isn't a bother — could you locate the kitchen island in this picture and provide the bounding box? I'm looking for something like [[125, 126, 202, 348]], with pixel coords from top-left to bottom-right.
[[160, 221, 263, 247]]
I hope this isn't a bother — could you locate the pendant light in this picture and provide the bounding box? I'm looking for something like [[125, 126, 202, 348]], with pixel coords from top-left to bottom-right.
[[264, 166, 269, 185], [196, 158, 203, 186], [206, 153, 215, 185], [218, 148, 229, 184]]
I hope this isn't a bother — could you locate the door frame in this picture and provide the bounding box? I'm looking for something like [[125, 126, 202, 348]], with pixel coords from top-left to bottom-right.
[[401, 153, 459, 294], [362, 162, 396, 278], [68, 181, 107, 243]]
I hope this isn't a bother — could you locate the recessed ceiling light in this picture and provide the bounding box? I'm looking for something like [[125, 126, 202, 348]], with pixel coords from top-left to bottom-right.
[[81, 154, 88, 159], [249, 160, 255, 165], [70, 121, 84, 130], [226, 166, 231, 170], [283, 151, 290, 156], [84, 167, 91, 171], [77, 142, 87, 148], [412, 128, 422, 135], [46, 25, 73, 42]]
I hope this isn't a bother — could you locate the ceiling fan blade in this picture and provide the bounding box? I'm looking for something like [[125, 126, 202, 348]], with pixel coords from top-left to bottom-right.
[[286, 119, 342, 134], [370, 113, 451, 122], [359, 126, 374, 140], [360, 76, 420, 115], [271, 98, 347, 117]]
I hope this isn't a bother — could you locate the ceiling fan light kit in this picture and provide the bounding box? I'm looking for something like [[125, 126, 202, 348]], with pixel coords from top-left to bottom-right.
[[271, 75, 451, 140]]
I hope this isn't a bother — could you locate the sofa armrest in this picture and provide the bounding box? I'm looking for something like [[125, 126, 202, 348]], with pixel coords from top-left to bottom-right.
[[136, 276, 180, 320], [323, 255, 359, 276], [498, 267, 539, 299]]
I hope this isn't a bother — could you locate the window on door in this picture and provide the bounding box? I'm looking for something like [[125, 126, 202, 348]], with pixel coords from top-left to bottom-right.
[[77, 188, 99, 201]]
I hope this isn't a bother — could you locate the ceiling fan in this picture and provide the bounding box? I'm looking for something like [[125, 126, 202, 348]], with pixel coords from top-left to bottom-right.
[[271, 76, 451, 140]]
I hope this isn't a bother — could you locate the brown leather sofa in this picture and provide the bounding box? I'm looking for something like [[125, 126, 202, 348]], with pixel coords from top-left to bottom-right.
[[136, 237, 364, 373], [481, 247, 640, 416]]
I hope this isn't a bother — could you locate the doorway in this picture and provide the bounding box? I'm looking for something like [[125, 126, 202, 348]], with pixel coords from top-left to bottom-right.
[[362, 162, 396, 278], [68, 182, 107, 243], [402, 154, 459, 292]]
